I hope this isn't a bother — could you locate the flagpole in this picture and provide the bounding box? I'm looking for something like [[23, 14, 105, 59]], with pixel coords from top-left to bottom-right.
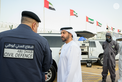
[[86, 16, 87, 31], [96, 26, 97, 33], [69, 9, 71, 26], [96, 22, 97, 33], [86, 22, 87, 31], [69, 15, 71, 26], [0, 0, 1, 19], [43, 7, 45, 33], [106, 23, 109, 32]]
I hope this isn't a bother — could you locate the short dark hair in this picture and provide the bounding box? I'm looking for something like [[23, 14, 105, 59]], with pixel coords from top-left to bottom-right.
[[21, 16, 34, 23]]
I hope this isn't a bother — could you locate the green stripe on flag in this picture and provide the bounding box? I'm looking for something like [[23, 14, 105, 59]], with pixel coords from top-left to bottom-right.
[[49, 2, 53, 6], [73, 11, 78, 17], [98, 22, 102, 27], [49, 2, 55, 10], [88, 17, 94, 24], [98, 22, 102, 26], [89, 18, 94, 21]]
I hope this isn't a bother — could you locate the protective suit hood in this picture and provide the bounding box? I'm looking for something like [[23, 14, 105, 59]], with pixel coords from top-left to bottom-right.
[[106, 32, 113, 43], [106, 33, 112, 37]]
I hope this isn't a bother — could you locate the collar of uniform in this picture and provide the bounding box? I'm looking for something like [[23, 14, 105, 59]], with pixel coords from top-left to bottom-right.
[[17, 24, 33, 31]]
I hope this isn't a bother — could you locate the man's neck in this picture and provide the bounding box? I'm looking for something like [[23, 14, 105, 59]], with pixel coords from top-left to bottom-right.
[[22, 23, 32, 28], [65, 39, 73, 44]]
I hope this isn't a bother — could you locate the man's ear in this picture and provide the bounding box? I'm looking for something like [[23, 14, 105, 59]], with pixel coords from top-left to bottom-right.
[[69, 33, 73, 38], [32, 22, 36, 31]]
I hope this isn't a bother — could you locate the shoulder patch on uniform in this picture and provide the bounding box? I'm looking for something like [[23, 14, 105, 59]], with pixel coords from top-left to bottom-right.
[[3, 43, 34, 59], [112, 45, 115, 48]]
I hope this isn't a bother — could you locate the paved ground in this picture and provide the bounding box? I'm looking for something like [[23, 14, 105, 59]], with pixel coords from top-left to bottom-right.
[[53, 61, 119, 82]]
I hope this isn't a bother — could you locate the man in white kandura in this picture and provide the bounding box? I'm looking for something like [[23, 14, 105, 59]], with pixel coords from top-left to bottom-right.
[[57, 27, 82, 82]]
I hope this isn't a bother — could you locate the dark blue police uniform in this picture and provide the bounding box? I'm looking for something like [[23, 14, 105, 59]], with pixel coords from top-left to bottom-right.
[[0, 24, 52, 82]]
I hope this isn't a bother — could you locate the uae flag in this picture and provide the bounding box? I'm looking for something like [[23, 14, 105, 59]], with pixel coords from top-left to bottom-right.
[[111, 27, 115, 31], [70, 9, 78, 17], [44, 0, 55, 10], [118, 29, 121, 32], [106, 25, 110, 30], [96, 21, 102, 27], [86, 16, 94, 24]]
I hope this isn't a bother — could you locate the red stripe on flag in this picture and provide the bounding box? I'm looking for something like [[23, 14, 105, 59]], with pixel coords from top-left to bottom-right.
[[118, 29, 119, 32], [111, 27, 113, 30], [44, 0, 49, 9], [86, 16, 88, 22], [70, 9, 74, 16], [96, 21, 98, 26]]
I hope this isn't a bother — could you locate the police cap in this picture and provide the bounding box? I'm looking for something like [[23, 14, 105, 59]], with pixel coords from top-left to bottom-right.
[[22, 11, 41, 22]]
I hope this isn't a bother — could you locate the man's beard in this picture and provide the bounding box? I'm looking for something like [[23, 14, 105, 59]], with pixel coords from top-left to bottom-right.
[[61, 35, 70, 42]]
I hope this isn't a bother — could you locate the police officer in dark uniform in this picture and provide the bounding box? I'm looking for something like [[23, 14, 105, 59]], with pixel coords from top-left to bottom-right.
[[0, 11, 52, 82], [102, 32, 119, 82]]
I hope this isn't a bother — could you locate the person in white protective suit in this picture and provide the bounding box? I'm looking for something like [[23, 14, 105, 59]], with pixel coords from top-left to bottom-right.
[[118, 41, 122, 82], [57, 27, 82, 82]]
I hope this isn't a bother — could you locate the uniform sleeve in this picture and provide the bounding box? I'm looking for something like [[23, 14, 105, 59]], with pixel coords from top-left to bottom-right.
[[65, 46, 81, 82], [42, 41, 53, 72], [115, 41, 119, 55]]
